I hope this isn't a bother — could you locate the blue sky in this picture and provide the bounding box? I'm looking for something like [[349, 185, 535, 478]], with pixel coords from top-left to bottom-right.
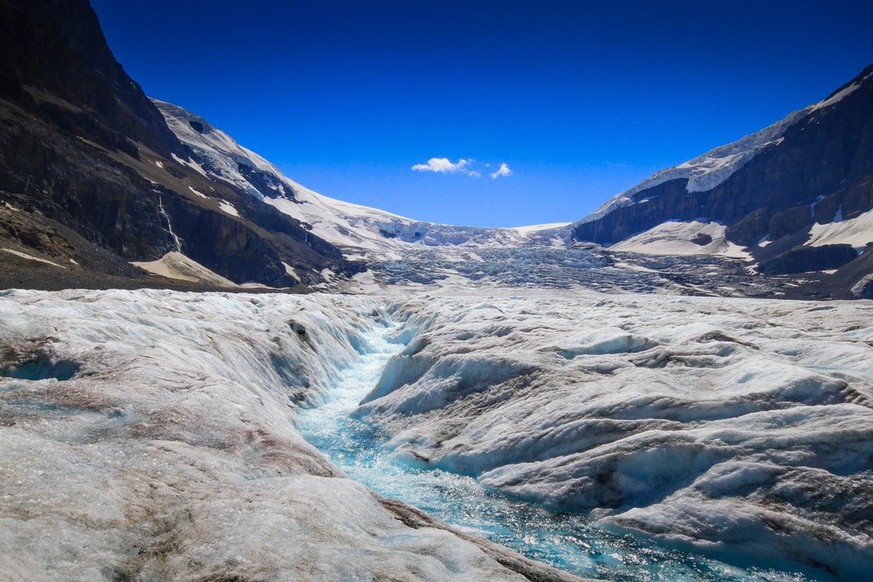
[[91, 0, 872, 227]]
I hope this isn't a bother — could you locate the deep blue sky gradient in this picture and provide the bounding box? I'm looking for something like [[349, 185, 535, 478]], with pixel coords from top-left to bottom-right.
[[91, 0, 873, 226]]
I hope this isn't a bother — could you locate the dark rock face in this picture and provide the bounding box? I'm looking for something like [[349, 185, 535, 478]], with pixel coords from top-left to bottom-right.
[[575, 179, 693, 245], [0, 107, 178, 258], [760, 244, 858, 275], [0, 0, 357, 288], [0, 0, 182, 158], [690, 233, 713, 246]]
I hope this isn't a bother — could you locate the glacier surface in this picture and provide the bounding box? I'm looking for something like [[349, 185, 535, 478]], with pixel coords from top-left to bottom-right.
[[356, 290, 873, 579], [0, 289, 571, 581], [1, 288, 871, 580]]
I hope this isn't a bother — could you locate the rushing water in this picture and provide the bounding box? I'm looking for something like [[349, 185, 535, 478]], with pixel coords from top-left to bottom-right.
[[297, 325, 815, 581]]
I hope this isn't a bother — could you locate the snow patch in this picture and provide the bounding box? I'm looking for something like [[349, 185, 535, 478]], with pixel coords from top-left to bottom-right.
[[281, 262, 300, 282], [509, 222, 572, 235], [188, 185, 208, 199], [2, 248, 66, 269], [609, 221, 751, 259], [348, 270, 383, 294], [218, 199, 239, 217], [170, 152, 208, 177], [132, 251, 236, 287], [807, 207, 873, 251]]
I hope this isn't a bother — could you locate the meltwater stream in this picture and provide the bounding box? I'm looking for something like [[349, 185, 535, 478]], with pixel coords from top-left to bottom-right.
[[297, 324, 814, 581]]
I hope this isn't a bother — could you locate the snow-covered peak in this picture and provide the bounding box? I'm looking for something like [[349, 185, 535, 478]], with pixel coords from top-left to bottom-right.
[[578, 111, 804, 226], [154, 99, 285, 201], [577, 72, 870, 227], [153, 99, 565, 255]]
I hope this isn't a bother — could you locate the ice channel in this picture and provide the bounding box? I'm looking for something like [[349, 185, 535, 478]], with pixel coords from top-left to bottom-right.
[[297, 321, 816, 581]]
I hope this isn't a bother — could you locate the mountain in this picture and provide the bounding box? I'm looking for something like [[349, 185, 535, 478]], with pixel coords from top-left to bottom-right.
[[571, 64, 873, 297], [156, 66, 873, 298], [153, 99, 561, 258], [0, 0, 559, 293], [0, 0, 359, 290], [2, 0, 871, 300]]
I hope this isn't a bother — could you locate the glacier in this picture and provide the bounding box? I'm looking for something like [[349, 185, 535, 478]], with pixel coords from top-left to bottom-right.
[[2, 287, 871, 580], [352, 290, 873, 580], [0, 289, 571, 581]]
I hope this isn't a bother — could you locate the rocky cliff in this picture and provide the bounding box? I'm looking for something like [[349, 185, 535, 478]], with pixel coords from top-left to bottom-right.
[[0, 0, 358, 290]]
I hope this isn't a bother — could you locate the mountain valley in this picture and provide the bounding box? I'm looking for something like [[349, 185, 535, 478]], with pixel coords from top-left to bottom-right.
[[1, 1, 872, 581]]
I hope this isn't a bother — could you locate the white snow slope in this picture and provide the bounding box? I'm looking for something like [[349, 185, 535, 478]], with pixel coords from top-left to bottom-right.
[[357, 289, 873, 580], [153, 100, 564, 256], [808, 206, 873, 251], [609, 220, 751, 259], [0, 289, 575, 582]]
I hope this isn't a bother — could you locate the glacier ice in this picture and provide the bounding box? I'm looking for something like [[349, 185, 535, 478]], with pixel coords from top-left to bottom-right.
[[0, 289, 570, 581], [355, 290, 873, 579], [1, 287, 871, 580]]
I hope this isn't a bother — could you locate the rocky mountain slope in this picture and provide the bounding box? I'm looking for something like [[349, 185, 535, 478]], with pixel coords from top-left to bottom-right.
[[0, 0, 359, 290], [0, 0, 560, 292], [572, 64, 873, 297]]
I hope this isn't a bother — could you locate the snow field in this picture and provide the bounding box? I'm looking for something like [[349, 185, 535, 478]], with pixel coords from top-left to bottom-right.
[[807, 206, 873, 251], [609, 221, 752, 259], [0, 289, 563, 581]]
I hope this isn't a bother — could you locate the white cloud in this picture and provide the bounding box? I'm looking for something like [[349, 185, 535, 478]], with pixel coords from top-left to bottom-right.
[[411, 158, 472, 173], [490, 162, 512, 179], [410, 157, 502, 179]]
